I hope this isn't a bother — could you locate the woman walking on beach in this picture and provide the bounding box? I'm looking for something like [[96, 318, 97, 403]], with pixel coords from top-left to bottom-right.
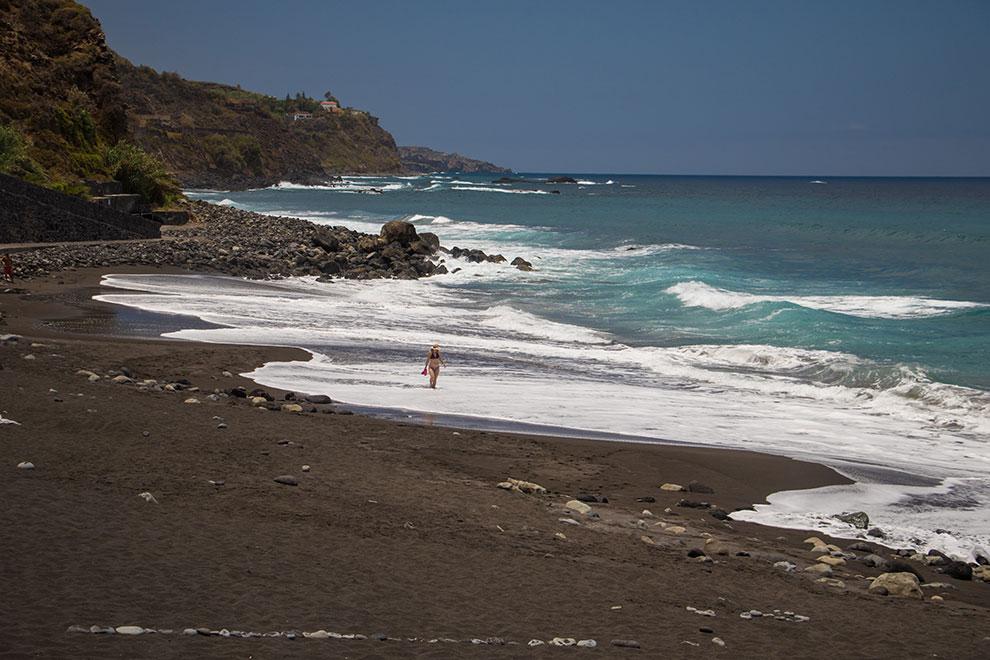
[[424, 343, 447, 389]]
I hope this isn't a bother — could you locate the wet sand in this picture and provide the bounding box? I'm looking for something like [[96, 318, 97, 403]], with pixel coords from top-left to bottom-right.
[[1, 268, 988, 659]]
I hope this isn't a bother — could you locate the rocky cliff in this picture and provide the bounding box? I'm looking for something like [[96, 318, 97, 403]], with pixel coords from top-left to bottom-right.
[[0, 0, 128, 193], [399, 146, 511, 174], [118, 60, 403, 189]]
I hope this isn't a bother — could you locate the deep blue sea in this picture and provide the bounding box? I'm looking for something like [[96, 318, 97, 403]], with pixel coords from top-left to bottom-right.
[[99, 173, 990, 559]]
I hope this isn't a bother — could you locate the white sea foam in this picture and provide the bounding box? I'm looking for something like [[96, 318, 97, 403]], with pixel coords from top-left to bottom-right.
[[270, 180, 410, 193], [216, 198, 237, 207], [666, 280, 986, 319], [451, 186, 550, 195], [94, 273, 990, 558]]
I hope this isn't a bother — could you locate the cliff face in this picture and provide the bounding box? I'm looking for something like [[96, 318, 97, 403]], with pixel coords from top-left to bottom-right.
[[399, 146, 511, 174], [118, 60, 402, 189], [0, 0, 127, 191]]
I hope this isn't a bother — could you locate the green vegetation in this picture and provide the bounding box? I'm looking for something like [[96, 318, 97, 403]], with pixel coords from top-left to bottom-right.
[[106, 142, 180, 206], [0, 124, 27, 172]]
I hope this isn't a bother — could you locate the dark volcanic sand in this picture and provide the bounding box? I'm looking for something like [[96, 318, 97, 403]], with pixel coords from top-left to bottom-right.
[[1, 269, 988, 659]]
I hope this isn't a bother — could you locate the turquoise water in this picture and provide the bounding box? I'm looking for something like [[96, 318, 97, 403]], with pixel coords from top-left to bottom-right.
[[197, 175, 990, 390], [108, 173, 990, 558]]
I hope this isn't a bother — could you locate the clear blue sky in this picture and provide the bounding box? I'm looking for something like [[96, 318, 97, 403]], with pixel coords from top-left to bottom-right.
[[86, 0, 990, 176]]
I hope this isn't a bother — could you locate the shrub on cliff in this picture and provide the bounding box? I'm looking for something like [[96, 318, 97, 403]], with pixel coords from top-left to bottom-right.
[[106, 142, 180, 206]]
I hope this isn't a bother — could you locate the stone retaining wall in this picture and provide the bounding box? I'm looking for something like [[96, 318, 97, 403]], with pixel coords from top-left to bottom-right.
[[0, 173, 161, 243]]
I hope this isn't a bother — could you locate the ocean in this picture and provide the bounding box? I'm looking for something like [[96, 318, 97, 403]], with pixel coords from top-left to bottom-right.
[[97, 174, 990, 560]]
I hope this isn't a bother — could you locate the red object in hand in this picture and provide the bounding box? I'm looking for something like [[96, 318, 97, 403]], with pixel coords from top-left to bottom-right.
[[421, 368, 428, 375]]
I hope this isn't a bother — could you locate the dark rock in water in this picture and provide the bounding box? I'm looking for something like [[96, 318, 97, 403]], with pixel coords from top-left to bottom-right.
[[677, 499, 711, 509], [710, 508, 730, 521], [942, 561, 973, 581], [687, 548, 706, 558], [380, 220, 419, 246], [888, 559, 924, 581], [434, 264, 449, 275], [511, 256, 533, 268], [550, 190, 561, 194], [304, 394, 333, 404], [418, 232, 441, 253], [687, 480, 715, 494], [575, 494, 599, 503], [273, 475, 299, 486], [636, 496, 656, 503], [547, 176, 578, 184], [977, 554, 989, 566], [610, 639, 641, 649], [834, 511, 870, 529]]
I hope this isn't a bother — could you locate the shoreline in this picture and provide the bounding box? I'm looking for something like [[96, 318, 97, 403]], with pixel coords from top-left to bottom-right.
[[3, 267, 990, 658]]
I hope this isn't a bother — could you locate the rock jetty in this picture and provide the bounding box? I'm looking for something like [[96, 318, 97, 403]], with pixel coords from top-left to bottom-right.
[[10, 201, 534, 280]]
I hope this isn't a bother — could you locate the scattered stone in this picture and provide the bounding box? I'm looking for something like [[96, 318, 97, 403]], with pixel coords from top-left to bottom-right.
[[817, 555, 846, 567], [304, 394, 333, 404], [774, 561, 797, 573], [974, 566, 990, 582], [183, 398, 199, 404], [575, 494, 599, 503], [208, 480, 225, 486], [554, 532, 567, 540], [216, 423, 228, 429], [665, 526, 687, 535], [870, 572, 923, 599], [611, 639, 641, 649], [660, 483, 685, 491], [848, 541, 872, 552], [559, 518, 580, 526], [710, 508, 730, 521], [90, 626, 115, 634], [138, 492, 158, 504], [942, 561, 973, 581], [111, 375, 132, 384], [687, 481, 715, 494], [66, 625, 90, 633], [250, 396, 268, 407], [687, 548, 706, 558], [677, 499, 711, 509], [640, 535, 656, 546], [636, 496, 656, 503], [496, 478, 547, 495], [550, 638, 576, 647], [281, 403, 303, 413], [302, 465, 311, 472], [867, 527, 886, 538], [274, 475, 299, 486], [686, 607, 716, 617], [931, 595, 944, 602], [528, 640, 545, 647], [805, 563, 834, 576], [23, 353, 36, 360], [565, 499, 592, 515], [116, 626, 145, 635], [712, 637, 725, 647], [577, 639, 597, 648], [142, 431, 150, 438], [817, 577, 846, 589], [16, 461, 34, 470]]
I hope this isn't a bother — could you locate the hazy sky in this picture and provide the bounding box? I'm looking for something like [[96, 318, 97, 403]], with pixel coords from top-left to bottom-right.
[[86, 0, 990, 176]]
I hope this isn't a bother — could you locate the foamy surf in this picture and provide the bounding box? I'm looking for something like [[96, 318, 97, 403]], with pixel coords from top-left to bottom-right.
[[666, 280, 986, 319], [95, 272, 990, 559]]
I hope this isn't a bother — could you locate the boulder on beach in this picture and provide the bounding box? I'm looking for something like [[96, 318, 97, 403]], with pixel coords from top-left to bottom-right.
[[869, 572, 923, 598], [834, 511, 870, 529], [496, 478, 547, 495], [380, 220, 419, 246]]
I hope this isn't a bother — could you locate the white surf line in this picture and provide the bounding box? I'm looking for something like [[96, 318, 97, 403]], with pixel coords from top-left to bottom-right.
[[66, 625, 610, 648]]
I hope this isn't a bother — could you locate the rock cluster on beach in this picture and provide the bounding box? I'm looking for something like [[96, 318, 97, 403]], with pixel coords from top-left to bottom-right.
[[9, 202, 535, 280]]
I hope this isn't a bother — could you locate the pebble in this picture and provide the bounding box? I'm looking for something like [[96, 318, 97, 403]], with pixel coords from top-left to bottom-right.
[[577, 639, 597, 648], [138, 492, 159, 504], [217, 423, 228, 429], [559, 517, 580, 526], [208, 479, 225, 486], [281, 403, 303, 413], [17, 461, 34, 470], [659, 483, 685, 491], [528, 639, 545, 647], [565, 499, 592, 515], [116, 626, 144, 635], [931, 595, 944, 602], [142, 431, 150, 437], [23, 353, 36, 360], [712, 637, 726, 647], [111, 374, 131, 384], [774, 561, 797, 572], [302, 465, 311, 472], [550, 637, 576, 646], [665, 525, 687, 535], [183, 398, 200, 404], [611, 639, 641, 649], [222, 371, 233, 378], [686, 606, 716, 617], [273, 475, 299, 486]]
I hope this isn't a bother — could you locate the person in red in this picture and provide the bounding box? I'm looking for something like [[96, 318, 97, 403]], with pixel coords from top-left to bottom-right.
[[2, 254, 12, 283]]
